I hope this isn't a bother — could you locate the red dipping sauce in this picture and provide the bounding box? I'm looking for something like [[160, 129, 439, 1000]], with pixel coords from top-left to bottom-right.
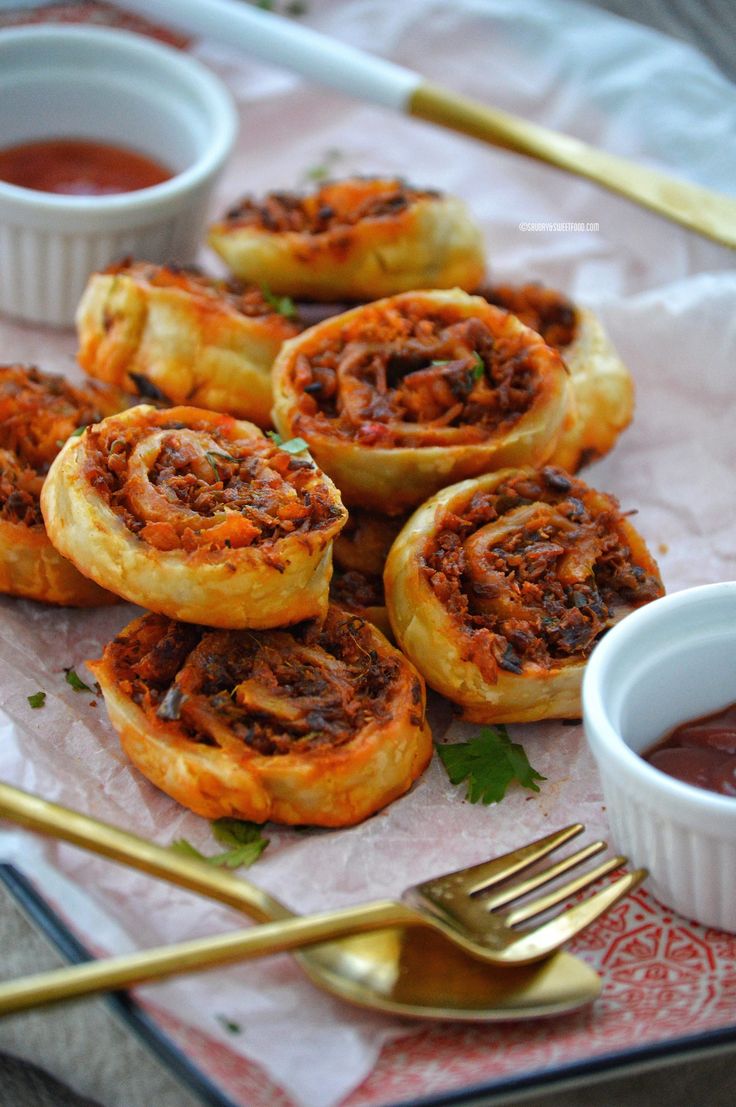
[[644, 700, 736, 797], [0, 138, 172, 196]]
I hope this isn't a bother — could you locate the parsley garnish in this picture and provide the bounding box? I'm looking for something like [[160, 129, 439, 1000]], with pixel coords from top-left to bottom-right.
[[437, 726, 545, 805], [216, 1014, 242, 1034], [27, 691, 46, 709], [64, 668, 94, 694], [170, 818, 269, 870], [267, 431, 309, 455], [260, 284, 297, 320], [471, 352, 485, 381], [302, 146, 343, 183]]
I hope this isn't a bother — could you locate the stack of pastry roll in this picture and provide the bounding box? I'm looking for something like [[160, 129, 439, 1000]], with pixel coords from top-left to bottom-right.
[[40, 403, 433, 826], [0, 363, 128, 606]]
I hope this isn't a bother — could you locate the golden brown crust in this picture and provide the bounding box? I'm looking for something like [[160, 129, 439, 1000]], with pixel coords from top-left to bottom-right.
[[272, 289, 573, 512], [75, 261, 301, 428], [209, 177, 485, 301], [89, 607, 433, 827], [384, 466, 664, 723], [41, 404, 347, 628], [0, 364, 125, 606], [480, 284, 633, 470]]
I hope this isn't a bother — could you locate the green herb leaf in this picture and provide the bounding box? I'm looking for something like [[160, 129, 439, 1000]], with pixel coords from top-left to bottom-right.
[[170, 819, 269, 871], [266, 430, 283, 445], [205, 449, 239, 479], [260, 284, 297, 320], [303, 146, 343, 183], [216, 1014, 242, 1034], [70, 426, 86, 438], [437, 726, 545, 805], [471, 352, 485, 381], [64, 668, 94, 694], [27, 691, 46, 709], [279, 437, 309, 455]]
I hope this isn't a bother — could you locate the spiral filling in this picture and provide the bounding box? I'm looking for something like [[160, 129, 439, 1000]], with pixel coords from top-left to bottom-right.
[[107, 610, 405, 755], [423, 467, 663, 681], [480, 284, 577, 351], [292, 303, 541, 447], [81, 415, 343, 553]]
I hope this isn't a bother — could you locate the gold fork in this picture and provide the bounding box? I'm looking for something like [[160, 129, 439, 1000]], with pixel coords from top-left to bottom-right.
[[0, 783, 643, 1014]]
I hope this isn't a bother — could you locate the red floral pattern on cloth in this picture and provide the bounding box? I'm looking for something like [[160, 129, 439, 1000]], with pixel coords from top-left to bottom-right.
[[145, 886, 736, 1106]]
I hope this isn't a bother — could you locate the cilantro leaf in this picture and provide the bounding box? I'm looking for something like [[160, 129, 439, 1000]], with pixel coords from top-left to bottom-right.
[[471, 352, 485, 381], [279, 437, 309, 455], [64, 667, 94, 694], [260, 284, 297, 320], [170, 818, 269, 871], [437, 726, 545, 805], [27, 691, 46, 709], [267, 430, 283, 445]]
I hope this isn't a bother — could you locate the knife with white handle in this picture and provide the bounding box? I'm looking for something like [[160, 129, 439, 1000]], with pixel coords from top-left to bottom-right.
[[116, 0, 736, 248]]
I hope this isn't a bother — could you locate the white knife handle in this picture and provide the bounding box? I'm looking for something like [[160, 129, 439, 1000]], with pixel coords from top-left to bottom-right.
[[118, 0, 420, 110]]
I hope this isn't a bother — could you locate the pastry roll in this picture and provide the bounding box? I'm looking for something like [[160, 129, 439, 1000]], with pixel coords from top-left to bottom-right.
[[0, 364, 125, 606], [272, 289, 573, 513], [41, 404, 347, 628], [208, 177, 485, 301], [76, 261, 301, 428], [330, 509, 406, 635], [481, 283, 633, 471], [89, 607, 433, 827], [385, 466, 664, 723]]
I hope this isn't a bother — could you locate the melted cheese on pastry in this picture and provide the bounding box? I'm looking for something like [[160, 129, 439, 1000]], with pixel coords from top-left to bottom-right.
[[90, 607, 432, 827], [41, 404, 347, 628]]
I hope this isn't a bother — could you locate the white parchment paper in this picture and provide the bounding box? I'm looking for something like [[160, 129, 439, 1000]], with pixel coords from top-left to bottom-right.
[[1, 2, 735, 1105]]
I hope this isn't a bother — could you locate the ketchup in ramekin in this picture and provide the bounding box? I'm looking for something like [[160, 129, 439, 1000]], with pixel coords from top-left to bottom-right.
[[0, 138, 172, 196], [644, 701, 736, 797]]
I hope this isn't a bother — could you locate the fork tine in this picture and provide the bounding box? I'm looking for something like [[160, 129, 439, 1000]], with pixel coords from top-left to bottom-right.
[[500, 854, 626, 925], [481, 841, 608, 911], [495, 868, 648, 964], [452, 824, 585, 895]]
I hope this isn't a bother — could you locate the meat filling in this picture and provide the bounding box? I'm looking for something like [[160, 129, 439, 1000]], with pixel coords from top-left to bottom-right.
[[479, 283, 578, 351], [108, 610, 401, 755], [423, 467, 663, 682]]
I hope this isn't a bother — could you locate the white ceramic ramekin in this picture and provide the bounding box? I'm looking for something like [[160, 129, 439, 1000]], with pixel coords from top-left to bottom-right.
[[583, 582, 736, 933], [0, 25, 238, 327]]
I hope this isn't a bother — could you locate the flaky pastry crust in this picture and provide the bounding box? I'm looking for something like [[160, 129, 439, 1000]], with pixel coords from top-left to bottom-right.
[[272, 289, 573, 513], [90, 607, 432, 827], [385, 467, 664, 723], [76, 262, 301, 428], [481, 283, 633, 470], [0, 364, 125, 606], [208, 177, 485, 301], [41, 404, 347, 628]]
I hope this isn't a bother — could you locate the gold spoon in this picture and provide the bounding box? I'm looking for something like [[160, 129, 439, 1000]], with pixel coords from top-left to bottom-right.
[[116, 0, 736, 248], [0, 783, 600, 1020]]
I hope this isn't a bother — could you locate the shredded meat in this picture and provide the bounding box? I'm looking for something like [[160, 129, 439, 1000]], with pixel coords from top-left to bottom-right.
[[0, 364, 124, 526], [222, 177, 439, 234], [110, 609, 399, 755], [330, 567, 385, 612], [479, 283, 577, 350], [422, 467, 663, 682], [81, 413, 343, 552], [291, 300, 542, 448]]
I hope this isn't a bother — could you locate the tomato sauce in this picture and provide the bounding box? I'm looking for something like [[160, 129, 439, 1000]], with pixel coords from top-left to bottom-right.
[[0, 138, 172, 196], [644, 701, 736, 796]]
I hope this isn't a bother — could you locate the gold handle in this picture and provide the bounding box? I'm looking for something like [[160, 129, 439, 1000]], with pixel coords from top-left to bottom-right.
[[0, 899, 416, 1016], [0, 782, 287, 922], [410, 82, 736, 249]]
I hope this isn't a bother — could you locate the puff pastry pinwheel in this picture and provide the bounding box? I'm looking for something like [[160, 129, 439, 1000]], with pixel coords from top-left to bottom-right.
[[76, 261, 301, 428], [481, 283, 633, 471], [0, 364, 126, 606], [272, 289, 573, 513], [41, 404, 347, 628], [89, 606, 432, 826], [385, 466, 664, 723], [208, 177, 485, 301]]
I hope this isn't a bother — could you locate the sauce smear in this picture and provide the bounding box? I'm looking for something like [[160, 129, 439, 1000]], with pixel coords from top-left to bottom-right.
[[0, 138, 172, 196], [644, 700, 736, 796]]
